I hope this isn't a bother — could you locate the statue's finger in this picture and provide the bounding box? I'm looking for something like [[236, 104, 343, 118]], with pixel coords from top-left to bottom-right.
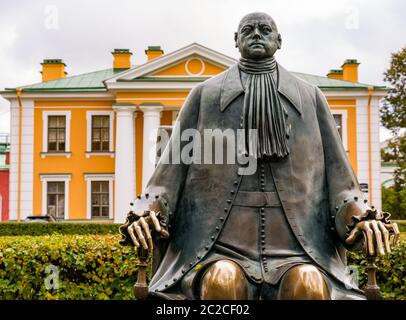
[[134, 225, 148, 250], [159, 228, 170, 238], [149, 210, 162, 233], [345, 226, 360, 244], [363, 221, 375, 256], [128, 224, 140, 248], [139, 217, 153, 251], [370, 220, 385, 256], [377, 221, 391, 254]]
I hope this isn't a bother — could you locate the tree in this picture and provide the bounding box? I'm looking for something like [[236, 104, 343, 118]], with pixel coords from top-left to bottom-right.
[[380, 47, 406, 192]]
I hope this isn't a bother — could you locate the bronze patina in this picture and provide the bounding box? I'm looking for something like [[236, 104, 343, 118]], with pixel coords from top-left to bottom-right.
[[119, 12, 400, 300]]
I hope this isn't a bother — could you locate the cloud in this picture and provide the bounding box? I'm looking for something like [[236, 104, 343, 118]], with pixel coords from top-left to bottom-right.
[[0, 0, 404, 141]]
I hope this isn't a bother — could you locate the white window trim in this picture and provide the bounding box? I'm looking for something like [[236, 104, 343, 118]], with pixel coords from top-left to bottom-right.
[[42, 111, 71, 158], [40, 174, 71, 220], [86, 111, 115, 158], [85, 174, 114, 220], [331, 110, 348, 152]]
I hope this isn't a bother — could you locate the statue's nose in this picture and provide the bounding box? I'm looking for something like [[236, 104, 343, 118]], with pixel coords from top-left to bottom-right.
[[252, 27, 261, 39]]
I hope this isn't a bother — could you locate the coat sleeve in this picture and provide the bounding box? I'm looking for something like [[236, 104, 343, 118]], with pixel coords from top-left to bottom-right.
[[315, 86, 368, 250], [120, 83, 202, 245]]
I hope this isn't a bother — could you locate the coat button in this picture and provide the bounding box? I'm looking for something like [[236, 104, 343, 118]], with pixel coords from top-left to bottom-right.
[[224, 208, 228, 212], [230, 190, 235, 194], [216, 226, 220, 231], [227, 199, 231, 203], [219, 217, 224, 221], [211, 236, 215, 240]]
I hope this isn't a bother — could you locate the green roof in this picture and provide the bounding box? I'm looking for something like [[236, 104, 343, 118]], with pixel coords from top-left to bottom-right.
[[2, 65, 386, 93], [292, 71, 386, 90]]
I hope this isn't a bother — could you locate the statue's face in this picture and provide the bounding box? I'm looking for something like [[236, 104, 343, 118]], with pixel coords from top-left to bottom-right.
[[235, 13, 281, 59]]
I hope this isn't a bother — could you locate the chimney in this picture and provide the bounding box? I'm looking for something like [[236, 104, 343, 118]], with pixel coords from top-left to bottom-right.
[[112, 49, 132, 70], [326, 69, 343, 80], [341, 59, 360, 82], [145, 46, 164, 61], [41, 59, 67, 82]]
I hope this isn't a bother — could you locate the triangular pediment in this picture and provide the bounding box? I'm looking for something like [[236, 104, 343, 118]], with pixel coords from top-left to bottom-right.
[[104, 43, 237, 85]]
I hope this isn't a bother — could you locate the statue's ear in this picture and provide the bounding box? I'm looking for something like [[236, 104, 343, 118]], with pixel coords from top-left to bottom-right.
[[277, 33, 282, 49], [234, 32, 239, 48]]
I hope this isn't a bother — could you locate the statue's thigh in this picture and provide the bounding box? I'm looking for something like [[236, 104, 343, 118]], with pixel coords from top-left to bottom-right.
[[277, 264, 330, 300], [199, 259, 256, 300]]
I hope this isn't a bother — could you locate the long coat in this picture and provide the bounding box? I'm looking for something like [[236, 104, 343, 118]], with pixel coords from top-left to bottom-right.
[[120, 63, 368, 296]]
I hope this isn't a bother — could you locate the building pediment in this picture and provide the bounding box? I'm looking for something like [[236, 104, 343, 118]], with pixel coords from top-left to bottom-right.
[[104, 43, 237, 90]]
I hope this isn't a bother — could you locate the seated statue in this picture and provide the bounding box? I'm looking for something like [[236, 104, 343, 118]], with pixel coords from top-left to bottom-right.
[[119, 12, 400, 300]]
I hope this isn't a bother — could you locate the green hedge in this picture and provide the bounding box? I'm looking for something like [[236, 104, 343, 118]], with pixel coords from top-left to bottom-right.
[[0, 235, 139, 299], [347, 233, 406, 300], [0, 234, 404, 300], [0, 223, 120, 236]]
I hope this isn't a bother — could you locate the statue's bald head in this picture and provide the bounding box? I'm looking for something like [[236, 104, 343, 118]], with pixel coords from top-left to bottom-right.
[[235, 12, 281, 60], [237, 12, 278, 33]]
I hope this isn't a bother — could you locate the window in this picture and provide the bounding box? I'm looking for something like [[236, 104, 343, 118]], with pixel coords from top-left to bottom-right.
[[47, 181, 65, 218], [85, 174, 114, 220], [333, 114, 342, 139], [330, 110, 348, 151], [86, 111, 114, 157], [48, 116, 66, 152], [91, 181, 110, 218], [40, 174, 70, 219], [42, 111, 71, 158], [92, 115, 110, 151]]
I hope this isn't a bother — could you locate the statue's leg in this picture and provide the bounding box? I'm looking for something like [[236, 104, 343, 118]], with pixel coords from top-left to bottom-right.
[[277, 264, 330, 300], [199, 260, 251, 300]]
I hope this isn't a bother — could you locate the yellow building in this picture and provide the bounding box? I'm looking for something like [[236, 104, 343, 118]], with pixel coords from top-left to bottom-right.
[[0, 43, 386, 223]]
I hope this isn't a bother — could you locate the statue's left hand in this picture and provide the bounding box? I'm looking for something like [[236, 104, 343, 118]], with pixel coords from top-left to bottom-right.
[[345, 212, 400, 256]]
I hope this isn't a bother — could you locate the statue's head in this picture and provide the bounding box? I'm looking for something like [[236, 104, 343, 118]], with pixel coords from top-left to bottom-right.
[[235, 12, 282, 60]]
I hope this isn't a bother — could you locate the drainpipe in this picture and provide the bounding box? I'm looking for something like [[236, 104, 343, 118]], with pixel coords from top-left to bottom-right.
[[367, 86, 373, 203], [16, 88, 23, 223]]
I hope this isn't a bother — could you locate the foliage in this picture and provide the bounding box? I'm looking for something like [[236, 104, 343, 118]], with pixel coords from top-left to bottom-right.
[[0, 235, 140, 299], [347, 233, 405, 300], [0, 234, 404, 300], [382, 187, 406, 220], [381, 46, 406, 133], [0, 222, 120, 236], [380, 46, 406, 192]]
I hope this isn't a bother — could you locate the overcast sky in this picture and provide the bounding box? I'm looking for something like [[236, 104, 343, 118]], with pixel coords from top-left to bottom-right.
[[0, 0, 405, 141]]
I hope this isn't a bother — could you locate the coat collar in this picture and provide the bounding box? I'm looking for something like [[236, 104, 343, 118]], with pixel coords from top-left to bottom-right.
[[220, 63, 302, 116]]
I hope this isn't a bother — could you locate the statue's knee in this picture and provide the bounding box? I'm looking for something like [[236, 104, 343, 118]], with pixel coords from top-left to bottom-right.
[[278, 265, 330, 300], [200, 260, 249, 300]]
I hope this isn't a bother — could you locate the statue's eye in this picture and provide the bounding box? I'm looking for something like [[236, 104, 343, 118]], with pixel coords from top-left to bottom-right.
[[262, 26, 272, 33], [241, 26, 252, 34]]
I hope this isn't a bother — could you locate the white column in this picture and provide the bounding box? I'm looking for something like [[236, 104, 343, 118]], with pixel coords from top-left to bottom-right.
[[140, 105, 163, 190], [9, 98, 34, 221], [113, 104, 137, 223]]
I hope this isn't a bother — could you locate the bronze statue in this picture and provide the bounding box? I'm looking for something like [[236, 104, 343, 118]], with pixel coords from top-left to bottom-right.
[[120, 12, 400, 300]]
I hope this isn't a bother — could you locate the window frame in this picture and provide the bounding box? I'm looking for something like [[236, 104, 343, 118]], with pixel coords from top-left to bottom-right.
[[330, 110, 348, 152], [40, 174, 71, 220], [86, 111, 114, 158], [42, 111, 71, 158], [84, 174, 114, 220]]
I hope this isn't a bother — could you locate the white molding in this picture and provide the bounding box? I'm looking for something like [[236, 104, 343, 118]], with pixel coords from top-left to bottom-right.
[[42, 110, 71, 155], [185, 57, 205, 76], [106, 81, 203, 91], [40, 174, 71, 220], [2, 92, 113, 100], [36, 106, 114, 109], [104, 43, 237, 84], [86, 111, 115, 155], [84, 174, 115, 220], [330, 109, 348, 152]]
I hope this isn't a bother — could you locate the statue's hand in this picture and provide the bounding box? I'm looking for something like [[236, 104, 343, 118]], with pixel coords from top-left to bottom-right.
[[127, 210, 169, 251], [345, 209, 400, 256]]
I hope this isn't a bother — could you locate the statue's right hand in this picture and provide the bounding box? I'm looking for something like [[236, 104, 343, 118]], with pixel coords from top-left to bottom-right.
[[127, 210, 169, 251]]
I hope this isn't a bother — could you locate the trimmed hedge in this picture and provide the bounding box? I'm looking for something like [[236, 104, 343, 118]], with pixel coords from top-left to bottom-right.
[[0, 235, 139, 299], [347, 233, 406, 300], [0, 223, 120, 236], [0, 234, 404, 300]]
